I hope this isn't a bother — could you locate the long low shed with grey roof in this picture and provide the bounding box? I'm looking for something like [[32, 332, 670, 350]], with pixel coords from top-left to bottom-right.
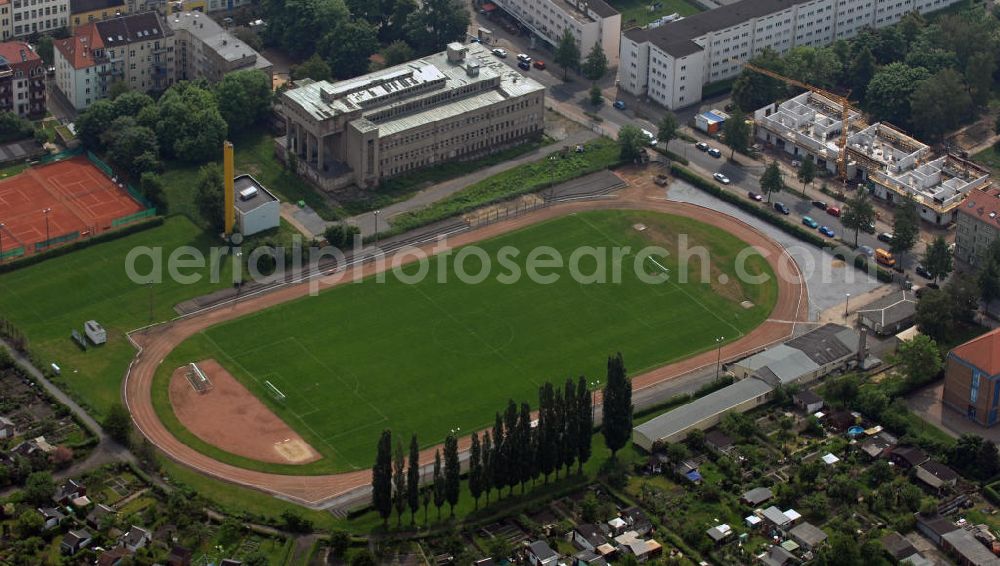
[[732, 324, 860, 386], [633, 377, 773, 450]]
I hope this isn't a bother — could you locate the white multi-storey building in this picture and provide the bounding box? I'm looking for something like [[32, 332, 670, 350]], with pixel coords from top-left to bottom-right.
[[10, 0, 68, 37], [492, 0, 621, 66], [619, 0, 962, 109]]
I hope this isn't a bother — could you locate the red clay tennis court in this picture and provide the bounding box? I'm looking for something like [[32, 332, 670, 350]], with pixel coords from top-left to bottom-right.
[[0, 156, 144, 256]]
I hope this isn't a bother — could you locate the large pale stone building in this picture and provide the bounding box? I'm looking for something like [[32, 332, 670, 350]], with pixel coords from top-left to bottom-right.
[[278, 43, 545, 191], [619, 0, 964, 110]]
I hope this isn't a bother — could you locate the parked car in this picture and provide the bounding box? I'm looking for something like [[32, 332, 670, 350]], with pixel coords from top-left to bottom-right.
[[747, 191, 763, 201], [492, 48, 508, 58], [876, 248, 896, 267], [613, 100, 626, 110], [533, 60, 546, 70], [713, 173, 731, 184], [774, 202, 789, 215], [641, 129, 658, 146], [858, 245, 875, 257], [863, 220, 876, 234], [916, 264, 933, 279], [707, 147, 722, 158], [819, 226, 836, 238], [802, 216, 818, 228], [470, 38, 481, 43], [518, 60, 530, 70], [574, 144, 585, 153], [826, 205, 841, 217], [695, 142, 710, 151], [877, 232, 894, 243], [811, 199, 828, 210], [791, 160, 801, 168], [517, 53, 531, 63]]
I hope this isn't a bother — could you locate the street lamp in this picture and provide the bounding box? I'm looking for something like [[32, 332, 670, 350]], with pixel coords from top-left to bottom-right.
[[0, 222, 5, 263], [844, 293, 851, 323], [42, 207, 51, 244], [715, 336, 725, 379], [589, 379, 601, 422], [373, 209, 381, 248]]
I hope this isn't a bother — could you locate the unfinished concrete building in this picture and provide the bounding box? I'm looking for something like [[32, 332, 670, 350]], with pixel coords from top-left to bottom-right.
[[754, 91, 863, 173]]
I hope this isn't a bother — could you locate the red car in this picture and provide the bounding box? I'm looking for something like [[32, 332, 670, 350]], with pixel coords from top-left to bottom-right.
[[826, 205, 841, 217], [533, 60, 546, 70]]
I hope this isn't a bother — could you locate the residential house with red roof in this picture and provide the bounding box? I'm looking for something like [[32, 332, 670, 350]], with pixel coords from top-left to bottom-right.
[[0, 40, 45, 117], [943, 327, 1000, 426], [53, 11, 172, 110]]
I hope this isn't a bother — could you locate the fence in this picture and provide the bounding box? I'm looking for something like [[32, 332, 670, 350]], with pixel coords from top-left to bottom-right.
[[112, 208, 157, 227], [36, 147, 83, 165], [34, 231, 80, 252], [86, 150, 114, 178], [0, 246, 24, 260]]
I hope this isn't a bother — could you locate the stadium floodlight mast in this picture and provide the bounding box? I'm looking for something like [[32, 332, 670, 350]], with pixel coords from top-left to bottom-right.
[[42, 207, 52, 244], [590, 379, 601, 421], [0, 222, 4, 263], [715, 336, 725, 379]]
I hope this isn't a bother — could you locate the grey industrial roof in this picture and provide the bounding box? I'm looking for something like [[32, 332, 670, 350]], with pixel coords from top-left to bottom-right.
[[283, 44, 543, 124], [233, 174, 277, 213], [918, 460, 959, 482], [742, 486, 773, 505], [789, 522, 827, 546], [586, 0, 619, 18], [761, 545, 795, 566], [624, 0, 812, 57], [882, 532, 918, 560], [529, 540, 557, 560], [857, 291, 917, 328], [941, 529, 1000, 565], [634, 377, 773, 444], [94, 12, 167, 48], [786, 323, 859, 364], [761, 506, 790, 526], [739, 344, 820, 385], [168, 12, 271, 66]]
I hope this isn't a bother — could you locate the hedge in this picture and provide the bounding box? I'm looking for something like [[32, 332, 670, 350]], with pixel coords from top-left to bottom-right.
[[671, 164, 895, 282], [0, 216, 164, 274]]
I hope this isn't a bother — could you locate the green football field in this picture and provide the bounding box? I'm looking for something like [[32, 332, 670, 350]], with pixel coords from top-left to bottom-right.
[[155, 209, 778, 474]]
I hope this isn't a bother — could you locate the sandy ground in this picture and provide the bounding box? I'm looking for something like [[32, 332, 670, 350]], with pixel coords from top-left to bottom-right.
[[168, 359, 320, 465], [124, 173, 809, 507]]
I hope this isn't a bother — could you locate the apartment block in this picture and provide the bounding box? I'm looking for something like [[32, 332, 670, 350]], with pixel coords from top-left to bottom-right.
[[10, 0, 68, 37], [167, 11, 271, 83], [955, 186, 1000, 265], [492, 0, 621, 66], [0, 41, 45, 117], [0, 1, 11, 41], [53, 11, 173, 110], [754, 92, 991, 225], [943, 327, 1000, 427], [278, 43, 545, 191], [69, 0, 126, 30], [619, 0, 962, 109]]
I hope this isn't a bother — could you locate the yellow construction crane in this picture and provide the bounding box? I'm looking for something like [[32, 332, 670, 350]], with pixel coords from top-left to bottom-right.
[[744, 63, 861, 182]]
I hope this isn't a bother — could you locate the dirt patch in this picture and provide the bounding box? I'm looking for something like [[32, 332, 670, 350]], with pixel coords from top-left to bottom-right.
[[168, 359, 321, 465]]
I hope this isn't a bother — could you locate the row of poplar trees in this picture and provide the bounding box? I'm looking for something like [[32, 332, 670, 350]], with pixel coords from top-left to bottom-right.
[[371, 353, 632, 526]]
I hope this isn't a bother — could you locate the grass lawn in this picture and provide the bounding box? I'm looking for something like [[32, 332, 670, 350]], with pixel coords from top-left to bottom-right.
[[0, 216, 235, 417], [973, 145, 1000, 172], [161, 127, 340, 224], [390, 137, 622, 234], [153, 209, 777, 474], [610, 0, 703, 28], [340, 138, 551, 217]]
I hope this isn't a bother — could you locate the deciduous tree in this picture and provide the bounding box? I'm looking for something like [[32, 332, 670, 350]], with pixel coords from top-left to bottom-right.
[[291, 54, 332, 81], [656, 112, 678, 145], [582, 43, 608, 83], [404, 0, 469, 55], [891, 195, 920, 258], [103, 403, 133, 446], [554, 29, 581, 79], [923, 236, 953, 284], [759, 161, 784, 203], [895, 334, 942, 387], [215, 70, 273, 134], [617, 125, 646, 162], [723, 108, 750, 159], [842, 190, 875, 246], [796, 157, 816, 196]]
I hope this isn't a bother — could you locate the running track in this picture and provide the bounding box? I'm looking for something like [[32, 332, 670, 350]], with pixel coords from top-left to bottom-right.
[[123, 184, 810, 507]]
